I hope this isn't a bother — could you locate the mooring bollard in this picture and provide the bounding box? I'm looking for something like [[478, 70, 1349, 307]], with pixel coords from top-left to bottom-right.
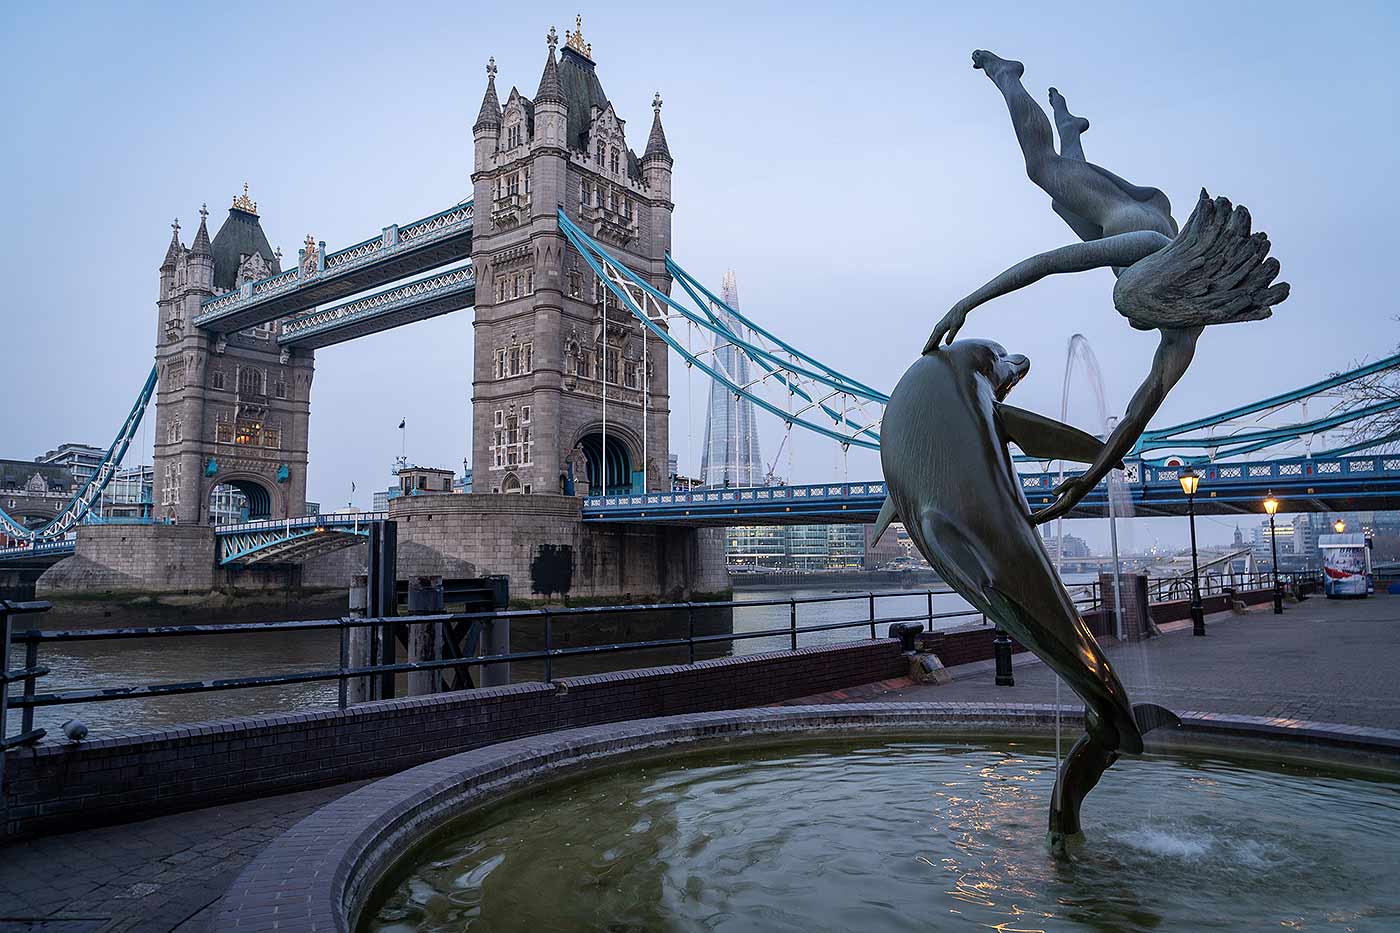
[[407, 575, 445, 696], [481, 614, 510, 687], [993, 628, 1014, 687], [346, 573, 370, 705]]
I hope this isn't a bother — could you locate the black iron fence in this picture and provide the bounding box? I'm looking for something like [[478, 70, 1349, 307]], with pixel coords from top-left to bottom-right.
[[0, 574, 1302, 748]]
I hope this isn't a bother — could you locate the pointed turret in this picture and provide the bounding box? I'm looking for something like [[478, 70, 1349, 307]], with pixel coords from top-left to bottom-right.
[[643, 91, 672, 165], [189, 204, 212, 256], [536, 28, 564, 103], [161, 218, 183, 270], [474, 57, 502, 132]]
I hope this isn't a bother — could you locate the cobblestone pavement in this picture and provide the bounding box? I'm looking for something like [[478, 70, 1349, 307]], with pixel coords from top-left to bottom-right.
[[2, 595, 1395, 931], [819, 594, 1400, 728], [0, 781, 364, 932]]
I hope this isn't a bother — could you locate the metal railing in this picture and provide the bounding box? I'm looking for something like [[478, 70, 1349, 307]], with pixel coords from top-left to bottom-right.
[[0, 575, 1305, 740], [1, 599, 52, 793], [2, 590, 1020, 727]]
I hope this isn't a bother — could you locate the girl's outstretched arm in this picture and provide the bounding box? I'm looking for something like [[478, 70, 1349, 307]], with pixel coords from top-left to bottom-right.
[[924, 231, 1171, 352], [1031, 326, 1202, 525]]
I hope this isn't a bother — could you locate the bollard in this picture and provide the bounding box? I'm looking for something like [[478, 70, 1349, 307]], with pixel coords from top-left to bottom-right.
[[993, 628, 1014, 686], [407, 576, 445, 696], [889, 622, 924, 652], [480, 614, 511, 687], [346, 574, 370, 705]]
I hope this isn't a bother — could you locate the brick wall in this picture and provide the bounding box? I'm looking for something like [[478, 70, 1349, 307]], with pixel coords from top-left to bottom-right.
[[1, 638, 905, 841], [917, 625, 1029, 666]]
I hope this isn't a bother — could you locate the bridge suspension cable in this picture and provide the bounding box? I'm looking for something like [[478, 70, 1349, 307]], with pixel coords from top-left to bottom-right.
[[0, 365, 158, 543], [559, 210, 886, 451]]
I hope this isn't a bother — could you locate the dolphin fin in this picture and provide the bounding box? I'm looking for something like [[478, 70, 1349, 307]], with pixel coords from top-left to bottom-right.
[[871, 496, 899, 546], [1132, 703, 1182, 735], [996, 403, 1125, 468]]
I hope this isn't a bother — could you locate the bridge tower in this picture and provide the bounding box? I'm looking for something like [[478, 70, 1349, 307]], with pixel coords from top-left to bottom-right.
[[470, 18, 673, 496], [151, 191, 314, 523]]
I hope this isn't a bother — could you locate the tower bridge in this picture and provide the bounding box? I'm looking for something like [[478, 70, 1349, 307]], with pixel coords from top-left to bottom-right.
[[4, 18, 1398, 602]]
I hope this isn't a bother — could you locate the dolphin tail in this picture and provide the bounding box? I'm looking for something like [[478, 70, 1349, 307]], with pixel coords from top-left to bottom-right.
[[871, 496, 899, 546], [1132, 703, 1182, 736]]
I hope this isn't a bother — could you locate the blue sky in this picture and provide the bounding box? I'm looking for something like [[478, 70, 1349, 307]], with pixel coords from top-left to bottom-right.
[[3, 1, 1397, 548]]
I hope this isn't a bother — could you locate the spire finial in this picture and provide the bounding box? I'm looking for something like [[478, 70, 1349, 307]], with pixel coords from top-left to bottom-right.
[[172, 217, 180, 235], [547, 25, 558, 49], [565, 13, 592, 59], [199, 203, 209, 222], [487, 56, 497, 78], [304, 233, 316, 252], [231, 182, 258, 215], [652, 91, 663, 114]]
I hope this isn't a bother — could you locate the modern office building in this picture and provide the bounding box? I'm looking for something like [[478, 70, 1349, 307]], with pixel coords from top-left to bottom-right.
[[699, 271, 763, 488]]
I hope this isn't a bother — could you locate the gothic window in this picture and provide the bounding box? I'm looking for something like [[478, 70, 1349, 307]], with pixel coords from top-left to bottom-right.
[[275, 379, 287, 400], [495, 277, 505, 302], [494, 409, 504, 428], [624, 361, 638, 389], [211, 370, 225, 390], [569, 267, 582, 298], [509, 345, 521, 376], [581, 179, 592, 210], [167, 364, 185, 391], [609, 148, 619, 174], [162, 461, 181, 506], [167, 418, 182, 444], [522, 405, 531, 423], [494, 349, 507, 379], [513, 275, 522, 298], [238, 368, 263, 397], [606, 347, 621, 384], [526, 269, 534, 293], [524, 168, 530, 195], [623, 198, 631, 220], [262, 425, 281, 449], [609, 189, 618, 212], [215, 412, 233, 444], [235, 418, 262, 446], [595, 139, 604, 163], [507, 123, 522, 148], [523, 342, 533, 372]]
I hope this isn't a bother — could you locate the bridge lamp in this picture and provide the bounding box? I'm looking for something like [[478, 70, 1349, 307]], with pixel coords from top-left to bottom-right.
[[1263, 494, 1283, 614], [1334, 518, 1346, 534], [1178, 467, 1206, 636]]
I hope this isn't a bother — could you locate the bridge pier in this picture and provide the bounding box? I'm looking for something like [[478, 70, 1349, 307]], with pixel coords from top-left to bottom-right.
[[391, 493, 728, 603]]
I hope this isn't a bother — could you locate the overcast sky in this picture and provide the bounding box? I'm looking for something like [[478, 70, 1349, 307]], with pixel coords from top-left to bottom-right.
[[3, 1, 1397, 551]]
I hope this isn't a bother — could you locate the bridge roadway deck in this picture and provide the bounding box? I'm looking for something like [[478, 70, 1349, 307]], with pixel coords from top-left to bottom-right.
[[2, 596, 1397, 930]]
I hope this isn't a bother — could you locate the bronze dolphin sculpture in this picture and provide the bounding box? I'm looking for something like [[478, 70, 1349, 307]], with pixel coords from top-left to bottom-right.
[[873, 339, 1178, 846]]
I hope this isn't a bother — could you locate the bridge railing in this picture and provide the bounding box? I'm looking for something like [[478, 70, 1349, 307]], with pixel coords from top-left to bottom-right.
[[588, 481, 887, 510], [3, 589, 1034, 731], [1, 575, 1306, 738], [214, 512, 388, 535]]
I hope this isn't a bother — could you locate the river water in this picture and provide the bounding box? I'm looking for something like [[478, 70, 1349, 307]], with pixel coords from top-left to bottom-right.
[[16, 578, 1097, 740]]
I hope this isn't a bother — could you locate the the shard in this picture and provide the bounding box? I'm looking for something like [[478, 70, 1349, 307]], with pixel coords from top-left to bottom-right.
[[699, 271, 764, 487]]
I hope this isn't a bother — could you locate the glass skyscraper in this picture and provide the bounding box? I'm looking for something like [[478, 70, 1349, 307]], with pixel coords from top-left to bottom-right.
[[700, 271, 764, 488]]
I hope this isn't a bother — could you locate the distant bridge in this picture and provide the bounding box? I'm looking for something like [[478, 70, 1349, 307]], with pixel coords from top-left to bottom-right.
[[0, 512, 385, 567], [582, 452, 1400, 526]]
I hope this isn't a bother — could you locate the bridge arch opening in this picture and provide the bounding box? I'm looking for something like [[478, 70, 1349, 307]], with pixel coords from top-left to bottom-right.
[[579, 433, 633, 495], [208, 480, 267, 524]]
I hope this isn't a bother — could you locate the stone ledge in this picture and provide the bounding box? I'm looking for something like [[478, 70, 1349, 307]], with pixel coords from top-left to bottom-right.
[[213, 702, 1400, 930]]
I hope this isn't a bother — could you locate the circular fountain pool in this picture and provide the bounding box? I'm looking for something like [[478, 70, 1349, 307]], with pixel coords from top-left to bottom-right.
[[367, 738, 1400, 932]]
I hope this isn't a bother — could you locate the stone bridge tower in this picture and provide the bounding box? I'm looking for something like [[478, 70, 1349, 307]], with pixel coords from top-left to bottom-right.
[[151, 190, 314, 524], [470, 18, 673, 496]]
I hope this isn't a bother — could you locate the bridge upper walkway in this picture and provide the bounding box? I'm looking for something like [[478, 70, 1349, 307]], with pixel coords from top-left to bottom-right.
[[583, 451, 1400, 526], [192, 202, 472, 335]]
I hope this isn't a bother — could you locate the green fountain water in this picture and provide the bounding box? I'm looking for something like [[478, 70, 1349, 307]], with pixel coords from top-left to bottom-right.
[[368, 739, 1400, 931]]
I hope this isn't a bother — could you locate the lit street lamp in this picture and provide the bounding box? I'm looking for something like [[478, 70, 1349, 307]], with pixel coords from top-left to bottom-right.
[[1264, 493, 1283, 614], [1334, 518, 1346, 534], [1179, 466, 1206, 636]]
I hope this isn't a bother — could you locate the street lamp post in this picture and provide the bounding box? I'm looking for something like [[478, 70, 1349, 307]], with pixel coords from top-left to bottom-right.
[[1334, 518, 1346, 534], [1179, 467, 1206, 636], [1264, 493, 1283, 614]]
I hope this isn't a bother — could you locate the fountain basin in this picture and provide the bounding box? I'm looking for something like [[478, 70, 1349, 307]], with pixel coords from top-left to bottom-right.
[[215, 704, 1400, 931]]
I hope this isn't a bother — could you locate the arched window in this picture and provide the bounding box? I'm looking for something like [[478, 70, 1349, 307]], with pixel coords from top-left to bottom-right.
[[238, 368, 263, 397], [609, 148, 620, 174]]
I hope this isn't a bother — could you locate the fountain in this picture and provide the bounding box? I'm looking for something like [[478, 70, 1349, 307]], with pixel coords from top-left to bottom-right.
[[211, 50, 1394, 932]]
